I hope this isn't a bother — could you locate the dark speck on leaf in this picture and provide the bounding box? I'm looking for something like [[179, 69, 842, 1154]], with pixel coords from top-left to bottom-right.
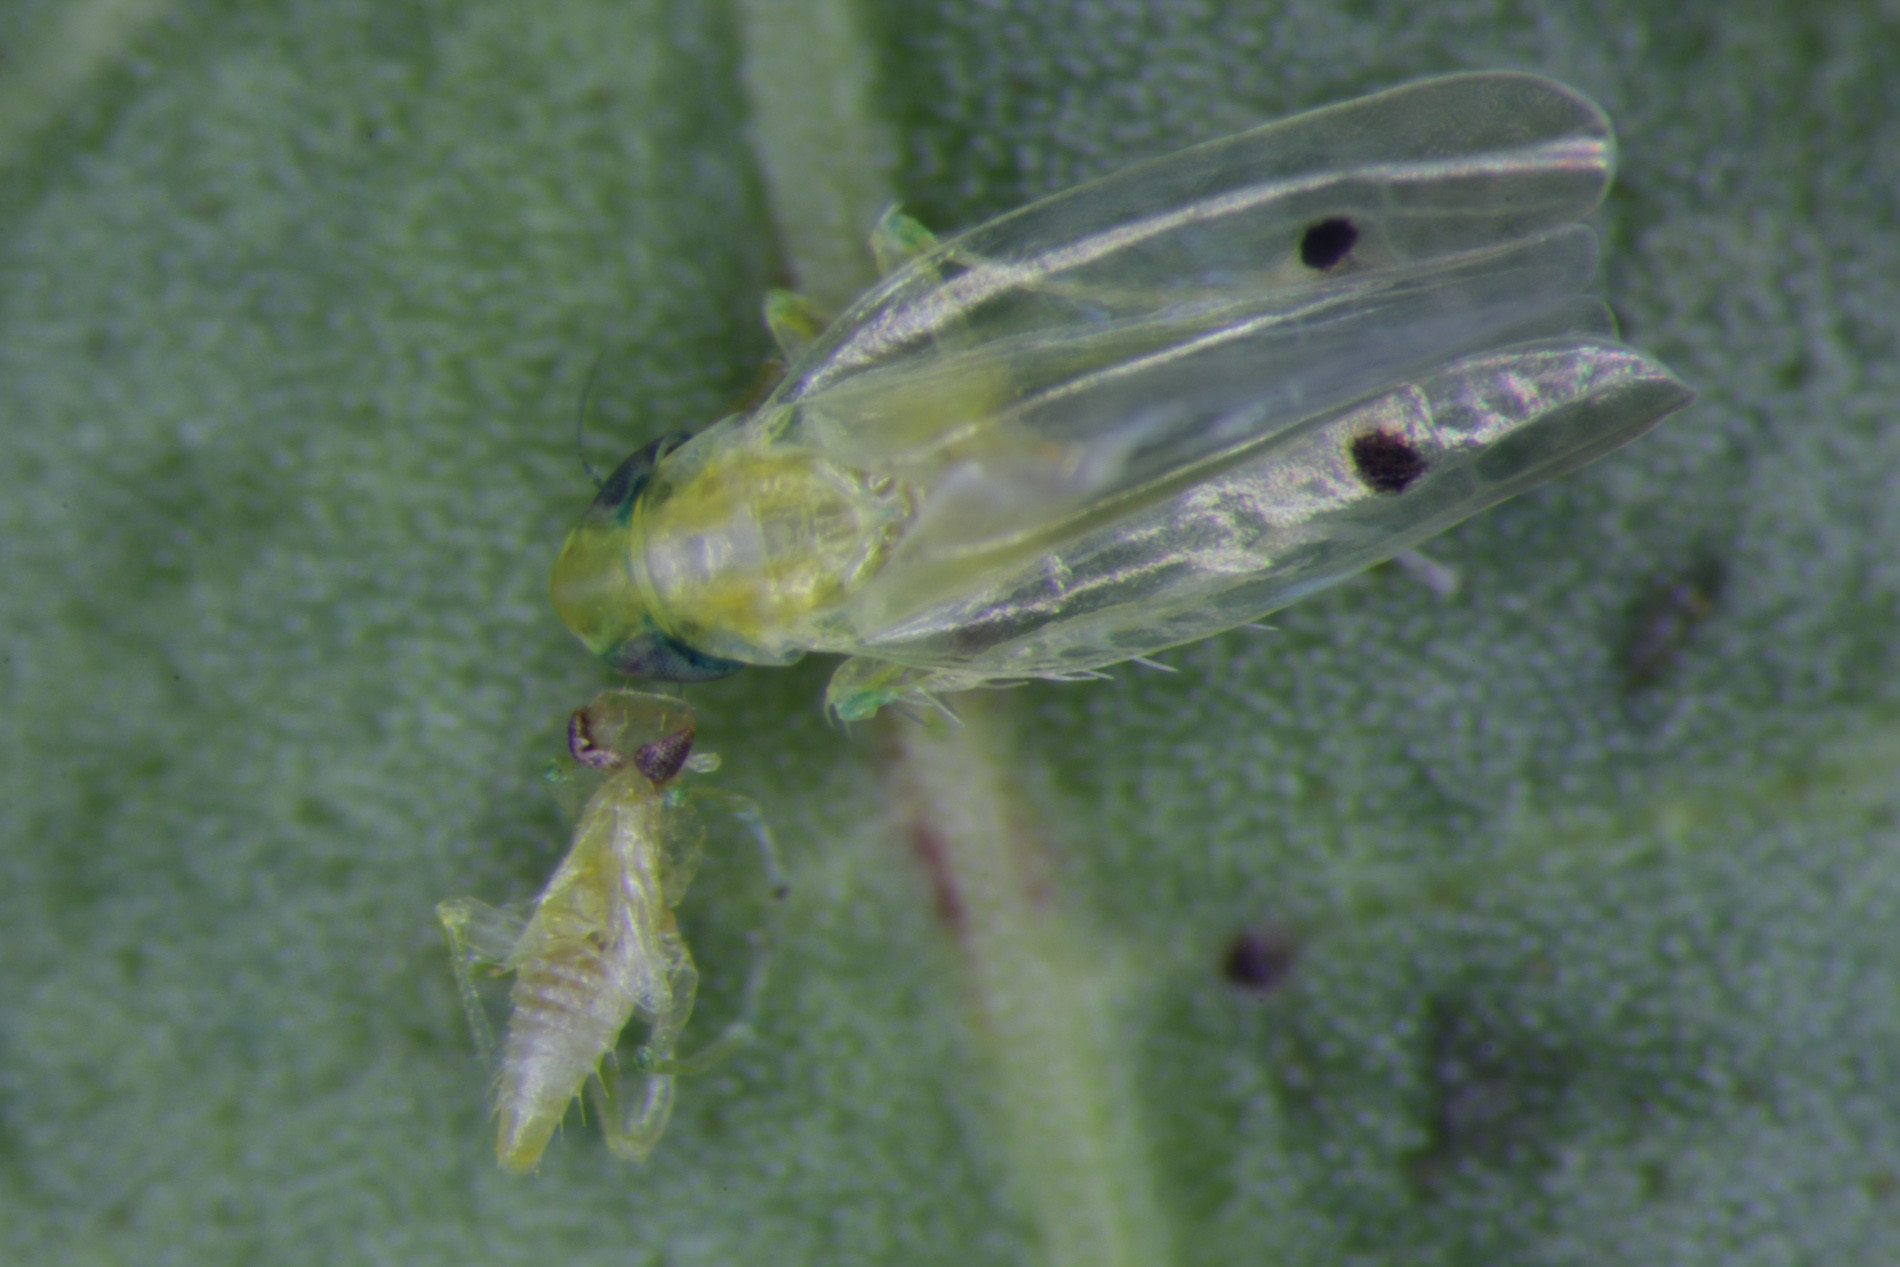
[[1222, 927, 1301, 995], [1620, 557, 1724, 693]]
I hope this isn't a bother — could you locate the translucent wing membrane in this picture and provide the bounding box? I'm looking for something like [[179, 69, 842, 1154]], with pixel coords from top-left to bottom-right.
[[804, 226, 1609, 570], [754, 75, 1653, 643], [549, 72, 1692, 719], [836, 338, 1686, 689], [778, 73, 1612, 405]]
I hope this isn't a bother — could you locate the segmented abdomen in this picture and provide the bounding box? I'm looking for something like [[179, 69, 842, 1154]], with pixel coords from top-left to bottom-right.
[[493, 929, 651, 1172]]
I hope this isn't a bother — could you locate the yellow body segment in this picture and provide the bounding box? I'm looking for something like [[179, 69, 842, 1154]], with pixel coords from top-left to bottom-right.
[[632, 444, 910, 660]]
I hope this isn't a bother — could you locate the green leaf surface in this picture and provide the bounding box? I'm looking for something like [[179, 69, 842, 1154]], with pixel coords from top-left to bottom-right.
[[4, 2, 1896, 1263]]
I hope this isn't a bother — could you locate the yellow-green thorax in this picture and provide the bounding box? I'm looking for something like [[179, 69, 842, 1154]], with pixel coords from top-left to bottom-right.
[[551, 421, 910, 678]]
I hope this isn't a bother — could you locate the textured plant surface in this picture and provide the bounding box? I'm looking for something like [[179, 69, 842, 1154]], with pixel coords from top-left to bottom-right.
[[3, 2, 1896, 1264]]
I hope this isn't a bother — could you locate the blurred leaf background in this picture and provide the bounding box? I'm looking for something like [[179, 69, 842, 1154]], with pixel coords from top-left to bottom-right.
[[2, 1, 1897, 1263]]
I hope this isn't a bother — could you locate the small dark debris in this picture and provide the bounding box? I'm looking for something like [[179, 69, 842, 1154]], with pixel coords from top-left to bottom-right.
[[1403, 994, 1575, 1197], [1619, 557, 1724, 693], [1222, 927, 1301, 996]]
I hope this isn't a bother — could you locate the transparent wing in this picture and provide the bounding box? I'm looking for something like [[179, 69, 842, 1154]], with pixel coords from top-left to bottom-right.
[[832, 337, 1692, 689], [807, 228, 1612, 562], [767, 72, 1622, 561]]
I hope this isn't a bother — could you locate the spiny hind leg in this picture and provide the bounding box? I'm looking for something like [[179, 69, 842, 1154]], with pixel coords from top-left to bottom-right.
[[654, 789, 786, 1073], [435, 897, 528, 1066], [592, 937, 697, 1162], [624, 931, 735, 1077], [692, 789, 790, 902], [592, 1062, 678, 1164], [592, 791, 789, 1161], [598, 926, 769, 1162], [646, 927, 774, 1076], [825, 656, 966, 725], [616, 791, 786, 1079]]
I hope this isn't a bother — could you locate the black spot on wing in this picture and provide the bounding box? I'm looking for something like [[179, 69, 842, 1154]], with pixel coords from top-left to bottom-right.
[[1299, 217, 1358, 270], [1350, 429, 1427, 494]]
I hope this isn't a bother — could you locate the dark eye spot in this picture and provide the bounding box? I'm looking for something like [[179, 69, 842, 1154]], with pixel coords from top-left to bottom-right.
[[1350, 429, 1427, 494], [590, 431, 692, 526], [633, 725, 697, 785], [604, 630, 746, 683], [568, 706, 628, 771], [1300, 217, 1358, 270], [1222, 928, 1300, 995]]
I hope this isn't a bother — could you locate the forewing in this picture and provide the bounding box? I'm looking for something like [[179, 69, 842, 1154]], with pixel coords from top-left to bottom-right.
[[770, 73, 1637, 567], [783, 73, 1611, 402], [840, 337, 1692, 675]]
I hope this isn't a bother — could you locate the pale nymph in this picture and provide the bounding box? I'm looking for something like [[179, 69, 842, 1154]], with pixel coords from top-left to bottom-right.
[[438, 690, 783, 1171]]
